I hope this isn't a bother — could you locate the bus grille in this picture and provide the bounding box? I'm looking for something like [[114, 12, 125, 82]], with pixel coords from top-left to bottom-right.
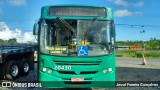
[[57, 71, 98, 75], [53, 60, 101, 75], [53, 61, 102, 65]]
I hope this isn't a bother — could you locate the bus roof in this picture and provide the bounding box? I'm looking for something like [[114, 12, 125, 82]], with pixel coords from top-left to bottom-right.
[[42, 4, 110, 9]]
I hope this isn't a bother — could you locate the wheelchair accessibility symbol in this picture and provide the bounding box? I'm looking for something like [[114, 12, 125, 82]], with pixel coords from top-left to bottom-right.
[[78, 46, 88, 56]]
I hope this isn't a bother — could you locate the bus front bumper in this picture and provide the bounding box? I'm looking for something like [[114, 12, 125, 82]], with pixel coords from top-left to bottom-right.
[[39, 71, 115, 88]]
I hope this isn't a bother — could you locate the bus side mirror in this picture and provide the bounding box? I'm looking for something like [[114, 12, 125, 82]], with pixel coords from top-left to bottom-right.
[[33, 22, 39, 35]]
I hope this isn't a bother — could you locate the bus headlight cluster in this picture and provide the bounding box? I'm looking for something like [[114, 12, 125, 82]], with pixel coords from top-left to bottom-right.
[[108, 68, 112, 72], [103, 68, 113, 74], [48, 69, 52, 74], [42, 68, 52, 74], [42, 68, 47, 72], [103, 69, 107, 74]]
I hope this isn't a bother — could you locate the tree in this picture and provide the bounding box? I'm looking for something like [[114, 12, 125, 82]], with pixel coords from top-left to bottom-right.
[[8, 38, 17, 44], [0, 39, 4, 44]]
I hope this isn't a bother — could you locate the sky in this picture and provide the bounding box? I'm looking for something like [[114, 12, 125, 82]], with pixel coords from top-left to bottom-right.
[[0, 0, 160, 43]]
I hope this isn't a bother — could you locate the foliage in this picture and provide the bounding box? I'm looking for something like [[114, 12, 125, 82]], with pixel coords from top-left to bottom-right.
[[116, 50, 160, 58], [0, 38, 17, 45], [116, 38, 160, 50], [8, 38, 17, 44], [135, 52, 160, 58]]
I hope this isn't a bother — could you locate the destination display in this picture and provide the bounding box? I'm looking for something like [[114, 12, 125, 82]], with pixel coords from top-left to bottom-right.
[[48, 6, 107, 17]]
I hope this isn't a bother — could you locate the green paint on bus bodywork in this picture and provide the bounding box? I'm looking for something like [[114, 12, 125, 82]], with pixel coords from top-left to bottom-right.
[[39, 53, 116, 88], [37, 5, 116, 88]]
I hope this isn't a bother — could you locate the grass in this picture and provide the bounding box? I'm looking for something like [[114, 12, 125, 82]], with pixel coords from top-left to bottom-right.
[[115, 50, 160, 58], [116, 50, 136, 57]]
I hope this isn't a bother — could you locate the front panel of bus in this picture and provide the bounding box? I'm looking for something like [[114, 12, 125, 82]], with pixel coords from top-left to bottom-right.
[[37, 6, 116, 88]]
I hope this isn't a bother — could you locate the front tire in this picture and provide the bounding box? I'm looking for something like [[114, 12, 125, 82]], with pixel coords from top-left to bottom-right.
[[5, 61, 19, 80], [20, 60, 30, 76]]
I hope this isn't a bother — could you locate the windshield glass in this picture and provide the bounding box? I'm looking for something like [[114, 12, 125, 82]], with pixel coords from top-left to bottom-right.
[[40, 19, 114, 56]]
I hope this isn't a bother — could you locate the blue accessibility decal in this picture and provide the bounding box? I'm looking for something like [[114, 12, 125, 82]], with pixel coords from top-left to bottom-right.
[[78, 46, 88, 56]]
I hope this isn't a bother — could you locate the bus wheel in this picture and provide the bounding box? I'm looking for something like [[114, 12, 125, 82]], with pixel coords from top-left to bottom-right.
[[20, 59, 30, 76], [5, 61, 19, 80]]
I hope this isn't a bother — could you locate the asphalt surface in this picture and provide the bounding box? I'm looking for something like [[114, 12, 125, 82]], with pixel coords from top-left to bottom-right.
[[0, 57, 160, 90]]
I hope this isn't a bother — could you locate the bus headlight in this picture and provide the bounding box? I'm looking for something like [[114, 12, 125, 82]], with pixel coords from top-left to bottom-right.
[[42, 68, 47, 72], [103, 69, 107, 74], [48, 69, 52, 74], [108, 68, 112, 72]]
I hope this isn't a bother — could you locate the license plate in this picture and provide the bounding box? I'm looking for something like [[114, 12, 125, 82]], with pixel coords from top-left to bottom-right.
[[71, 78, 84, 82]]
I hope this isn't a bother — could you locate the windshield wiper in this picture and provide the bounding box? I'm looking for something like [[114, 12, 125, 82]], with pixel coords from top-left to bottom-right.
[[83, 17, 98, 45], [57, 17, 77, 56], [57, 17, 76, 34]]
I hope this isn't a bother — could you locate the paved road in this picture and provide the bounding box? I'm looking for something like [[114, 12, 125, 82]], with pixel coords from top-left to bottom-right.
[[0, 57, 160, 90], [113, 57, 160, 90]]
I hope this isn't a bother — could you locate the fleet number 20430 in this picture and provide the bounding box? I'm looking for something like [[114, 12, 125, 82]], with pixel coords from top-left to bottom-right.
[[54, 65, 71, 70]]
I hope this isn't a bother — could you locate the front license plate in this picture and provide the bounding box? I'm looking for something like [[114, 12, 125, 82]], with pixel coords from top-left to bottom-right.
[[71, 78, 84, 82]]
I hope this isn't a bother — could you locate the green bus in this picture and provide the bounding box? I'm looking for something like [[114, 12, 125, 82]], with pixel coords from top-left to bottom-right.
[[33, 5, 116, 88]]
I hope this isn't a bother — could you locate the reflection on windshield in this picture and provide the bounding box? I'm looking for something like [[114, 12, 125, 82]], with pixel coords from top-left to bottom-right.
[[77, 20, 111, 56], [40, 19, 113, 56], [83, 17, 97, 42]]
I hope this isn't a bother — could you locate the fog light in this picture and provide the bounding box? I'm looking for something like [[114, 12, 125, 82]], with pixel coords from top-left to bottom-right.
[[103, 69, 107, 74], [48, 69, 52, 74], [108, 68, 112, 72], [42, 68, 47, 72]]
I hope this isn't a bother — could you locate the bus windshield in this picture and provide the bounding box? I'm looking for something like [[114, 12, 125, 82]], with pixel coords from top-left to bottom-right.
[[40, 19, 113, 56]]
